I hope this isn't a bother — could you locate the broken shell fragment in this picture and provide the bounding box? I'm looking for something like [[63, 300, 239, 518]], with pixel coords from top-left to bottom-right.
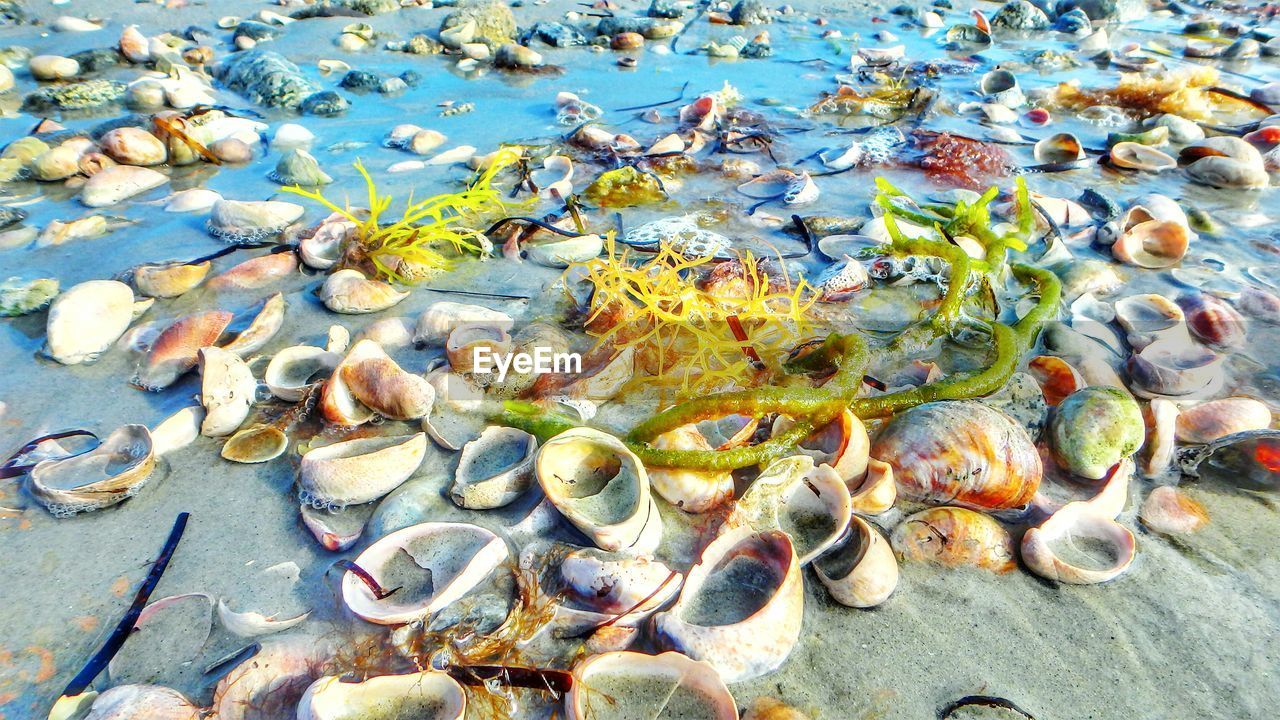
[[342, 521, 508, 625], [29, 425, 155, 517], [891, 506, 1015, 573], [445, 323, 512, 374], [82, 685, 200, 720], [814, 515, 898, 608], [567, 651, 737, 720], [1109, 142, 1176, 172], [848, 457, 896, 515], [529, 154, 573, 198], [217, 599, 310, 638], [776, 409, 869, 484], [647, 425, 736, 514], [297, 671, 466, 720], [339, 340, 435, 420], [299, 433, 427, 507], [266, 345, 340, 401], [46, 280, 138, 365], [1178, 293, 1246, 349], [1028, 355, 1086, 406], [198, 347, 257, 437], [542, 544, 683, 631], [1114, 293, 1187, 350], [208, 252, 298, 291], [320, 269, 408, 314], [1175, 397, 1272, 444], [1021, 502, 1136, 584], [414, 302, 513, 346], [221, 293, 287, 357], [1139, 486, 1208, 534], [133, 260, 210, 299], [207, 199, 305, 244], [535, 427, 658, 552], [134, 310, 234, 391], [732, 455, 852, 565], [150, 406, 204, 456], [450, 425, 538, 509], [654, 526, 803, 683], [1111, 220, 1190, 269]]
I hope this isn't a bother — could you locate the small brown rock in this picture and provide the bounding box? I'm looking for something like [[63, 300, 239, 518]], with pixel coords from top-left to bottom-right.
[[611, 32, 644, 50], [209, 138, 254, 164]]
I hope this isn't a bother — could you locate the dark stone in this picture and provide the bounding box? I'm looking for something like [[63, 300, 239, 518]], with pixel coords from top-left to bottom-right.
[[69, 48, 124, 73], [648, 0, 684, 18], [730, 0, 772, 24], [990, 0, 1050, 30], [1054, 7, 1091, 32], [339, 70, 383, 91], [399, 70, 422, 86], [216, 50, 320, 109], [1054, 0, 1147, 21], [0, 0, 27, 25], [524, 21, 589, 47], [300, 90, 349, 116], [233, 20, 281, 42], [0, 206, 27, 230]]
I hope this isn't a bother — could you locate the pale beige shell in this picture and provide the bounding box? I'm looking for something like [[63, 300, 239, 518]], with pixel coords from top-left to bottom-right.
[[814, 515, 898, 608], [567, 652, 737, 720], [1021, 502, 1136, 584], [647, 424, 735, 513], [1112, 220, 1190, 269], [297, 671, 465, 720], [29, 425, 156, 517], [299, 433, 426, 507], [320, 269, 408, 314]]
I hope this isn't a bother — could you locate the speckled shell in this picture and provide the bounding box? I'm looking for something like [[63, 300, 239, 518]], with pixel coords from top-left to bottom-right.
[[871, 401, 1041, 510], [891, 506, 1015, 573]]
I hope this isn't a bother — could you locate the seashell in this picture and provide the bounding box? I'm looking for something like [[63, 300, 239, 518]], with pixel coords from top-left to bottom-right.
[[37, 216, 112, 247], [654, 526, 802, 683], [164, 188, 222, 213], [270, 148, 332, 186], [342, 521, 508, 625], [560, 346, 635, 404], [120, 25, 151, 63], [540, 544, 683, 631], [321, 269, 408, 314], [266, 345, 340, 401], [858, 45, 904, 62], [814, 515, 898, 608], [1028, 355, 1086, 406], [100, 127, 167, 167], [297, 672, 466, 720], [1238, 286, 1280, 323], [222, 293, 287, 356], [978, 69, 1024, 108], [1177, 292, 1245, 349], [737, 169, 801, 199], [388, 160, 425, 174], [299, 433, 427, 507], [775, 409, 869, 484], [646, 133, 685, 156], [81, 685, 200, 720], [130, 258, 210, 301], [535, 427, 659, 553], [298, 215, 354, 271], [891, 507, 1015, 573], [210, 252, 298, 292], [871, 401, 1041, 510], [33, 144, 83, 182], [1182, 137, 1269, 189], [567, 651, 736, 720], [29, 54, 80, 80], [134, 310, 234, 390], [217, 599, 310, 638], [445, 322, 512, 374], [1126, 337, 1223, 399], [1108, 141, 1176, 172], [272, 123, 315, 150], [1139, 485, 1208, 534], [221, 424, 288, 464], [1021, 502, 1136, 584], [81, 165, 169, 208], [526, 231, 605, 268], [1140, 398, 1178, 479], [426, 145, 477, 166], [45, 280, 138, 365], [150, 406, 204, 456], [1113, 293, 1186, 350], [212, 635, 330, 720], [1033, 132, 1084, 164], [0, 277, 58, 317], [29, 425, 155, 517], [320, 355, 375, 427], [731, 455, 852, 565], [355, 317, 415, 348], [198, 347, 256, 437], [529, 154, 573, 198], [813, 255, 869, 301], [1111, 220, 1189, 269], [1048, 387, 1144, 480], [815, 234, 875, 261], [337, 339, 434, 420], [450, 426, 538, 509], [647, 425, 735, 513], [848, 457, 896, 515], [208, 199, 305, 243], [819, 142, 863, 171], [1175, 397, 1271, 444], [317, 59, 352, 76]]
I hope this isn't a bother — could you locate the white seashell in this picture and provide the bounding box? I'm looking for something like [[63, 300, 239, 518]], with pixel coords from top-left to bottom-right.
[[1021, 502, 1136, 584], [654, 526, 803, 683], [813, 515, 898, 608], [320, 269, 408, 314], [730, 455, 853, 565], [164, 188, 222, 213], [525, 233, 604, 268], [560, 346, 635, 404], [217, 599, 310, 638], [387, 160, 425, 173], [297, 672, 466, 720], [1175, 397, 1272, 444], [1113, 293, 1188, 350], [28, 425, 155, 517], [354, 317, 415, 348], [426, 145, 477, 166], [645, 133, 685, 156], [1126, 337, 1223, 399], [298, 213, 355, 270], [1112, 220, 1189, 269], [533, 544, 683, 633], [80, 685, 199, 720], [567, 652, 736, 720], [272, 123, 316, 150], [1183, 136, 1269, 189], [208, 199, 305, 243], [45, 280, 137, 365], [221, 293, 287, 357], [529, 154, 573, 198], [317, 59, 351, 75], [858, 45, 904, 62], [81, 166, 169, 207], [819, 142, 863, 171], [445, 323, 511, 374], [774, 409, 869, 484], [1033, 132, 1084, 164], [1109, 142, 1176, 172], [342, 521, 508, 625], [450, 426, 538, 509], [647, 425, 735, 513], [299, 433, 427, 507], [150, 406, 205, 456], [414, 302, 513, 346], [1141, 398, 1178, 478], [265, 345, 340, 401], [535, 427, 658, 553], [198, 347, 256, 437], [1139, 485, 1208, 534]]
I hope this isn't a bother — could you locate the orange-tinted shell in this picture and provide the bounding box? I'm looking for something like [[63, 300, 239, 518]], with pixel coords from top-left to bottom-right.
[[891, 506, 1016, 573], [871, 401, 1041, 510]]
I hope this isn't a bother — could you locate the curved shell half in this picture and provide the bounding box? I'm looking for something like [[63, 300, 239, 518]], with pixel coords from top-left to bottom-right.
[[83, 684, 199, 720], [198, 347, 256, 437], [646, 424, 735, 513], [814, 515, 898, 608], [297, 671, 465, 720], [891, 506, 1015, 573], [46, 280, 138, 365], [29, 425, 156, 517], [731, 455, 852, 565], [1021, 502, 1136, 584], [266, 345, 340, 401], [338, 339, 435, 420], [567, 651, 737, 720], [450, 425, 538, 509], [321, 270, 408, 315], [299, 433, 426, 507]]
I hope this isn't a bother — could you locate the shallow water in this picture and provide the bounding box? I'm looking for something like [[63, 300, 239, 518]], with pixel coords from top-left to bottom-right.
[[1, 0, 1279, 718]]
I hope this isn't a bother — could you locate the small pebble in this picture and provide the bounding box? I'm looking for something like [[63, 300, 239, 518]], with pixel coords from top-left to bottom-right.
[[29, 55, 80, 81]]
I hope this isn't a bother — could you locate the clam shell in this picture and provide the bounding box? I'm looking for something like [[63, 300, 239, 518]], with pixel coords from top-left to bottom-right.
[[445, 322, 512, 374], [450, 426, 538, 509], [871, 401, 1041, 510], [29, 425, 155, 517], [654, 526, 804, 683], [222, 292, 287, 356], [221, 424, 288, 464], [81, 165, 169, 208], [341, 521, 508, 625], [536, 427, 658, 553], [134, 260, 210, 298], [207, 199, 305, 243], [1141, 398, 1178, 478], [891, 506, 1015, 573], [1139, 485, 1208, 534], [1175, 397, 1271, 444], [46, 280, 138, 365], [1178, 292, 1245, 349], [208, 252, 298, 291], [1112, 220, 1189, 269], [319, 357, 375, 426], [150, 406, 204, 456], [321, 269, 408, 314], [82, 685, 199, 720], [647, 425, 735, 513], [526, 233, 605, 268], [134, 310, 234, 390], [567, 651, 736, 720], [978, 69, 1024, 108], [775, 409, 869, 484], [414, 301, 513, 346], [1126, 337, 1224, 399], [299, 433, 426, 507], [266, 345, 339, 401], [1027, 355, 1086, 406], [731, 455, 852, 565], [560, 345, 635, 403], [1108, 142, 1176, 172], [1021, 502, 1136, 584], [532, 544, 683, 632], [529, 154, 573, 198], [299, 213, 356, 270], [814, 515, 898, 608], [1182, 137, 1269, 189], [339, 340, 434, 420], [198, 347, 257, 437], [297, 672, 466, 720], [1113, 293, 1187, 350], [217, 599, 310, 637], [212, 636, 330, 720]]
